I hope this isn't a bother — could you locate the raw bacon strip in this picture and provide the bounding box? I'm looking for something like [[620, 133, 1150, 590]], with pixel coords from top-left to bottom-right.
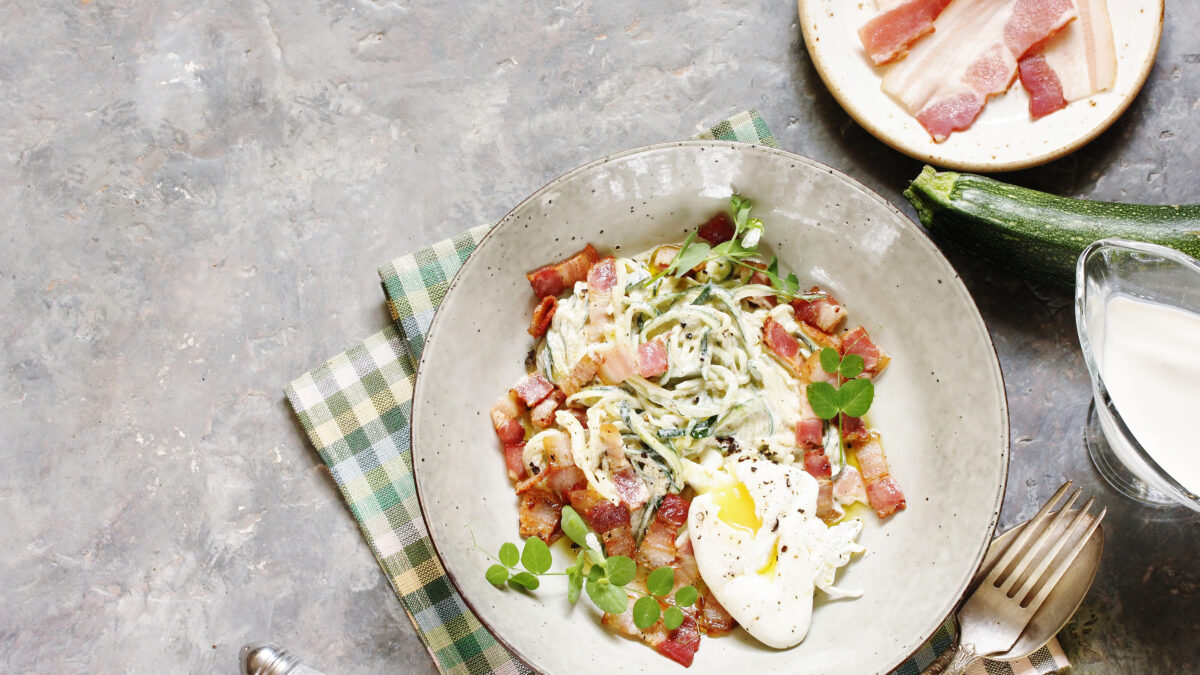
[[790, 287, 846, 333], [560, 353, 601, 396], [636, 339, 669, 378], [881, 0, 1077, 142], [518, 487, 563, 544], [858, 0, 955, 66], [525, 244, 599, 298], [1017, 51, 1067, 119], [527, 296, 557, 337], [854, 435, 907, 519], [1020, 0, 1116, 117], [596, 343, 639, 385], [490, 392, 525, 445], [697, 212, 736, 246], [840, 326, 890, 377]]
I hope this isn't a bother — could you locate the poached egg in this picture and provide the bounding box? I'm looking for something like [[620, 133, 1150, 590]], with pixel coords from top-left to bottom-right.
[[687, 458, 864, 648]]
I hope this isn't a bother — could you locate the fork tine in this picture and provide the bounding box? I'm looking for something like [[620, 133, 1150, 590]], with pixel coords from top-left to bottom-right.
[[984, 481, 1072, 587], [997, 489, 1083, 594], [1022, 506, 1106, 615], [1009, 496, 1095, 600]]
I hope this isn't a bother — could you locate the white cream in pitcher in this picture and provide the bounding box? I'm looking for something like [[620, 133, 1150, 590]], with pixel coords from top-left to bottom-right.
[[1100, 294, 1200, 492]]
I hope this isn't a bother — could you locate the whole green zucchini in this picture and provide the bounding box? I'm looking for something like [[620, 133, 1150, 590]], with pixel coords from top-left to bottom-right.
[[903, 166, 1200, 286]]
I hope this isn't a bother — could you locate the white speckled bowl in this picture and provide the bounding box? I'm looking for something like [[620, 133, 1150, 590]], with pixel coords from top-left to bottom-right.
[[411, 142, 1008, 674], [798, 0, 1164, 172]]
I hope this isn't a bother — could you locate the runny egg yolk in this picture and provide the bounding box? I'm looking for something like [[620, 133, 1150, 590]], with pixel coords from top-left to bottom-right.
[[713, 481, 762, 535]]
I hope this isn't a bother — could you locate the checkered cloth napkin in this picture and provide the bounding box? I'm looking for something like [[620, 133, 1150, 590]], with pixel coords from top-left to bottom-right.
[[284, 110, 1070, 675]]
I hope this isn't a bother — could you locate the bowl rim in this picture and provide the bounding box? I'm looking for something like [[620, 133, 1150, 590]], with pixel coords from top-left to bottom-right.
[[795, 0, 1165, 173], [410, 139, 1011, 674]]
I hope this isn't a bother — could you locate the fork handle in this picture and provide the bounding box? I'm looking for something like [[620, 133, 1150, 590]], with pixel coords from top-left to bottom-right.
[[943, 642, 982, 675]]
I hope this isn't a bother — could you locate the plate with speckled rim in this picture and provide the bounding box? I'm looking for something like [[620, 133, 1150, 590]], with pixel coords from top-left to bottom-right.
[[798, 0, 1163, 172], [410, 141, 1009, 674]]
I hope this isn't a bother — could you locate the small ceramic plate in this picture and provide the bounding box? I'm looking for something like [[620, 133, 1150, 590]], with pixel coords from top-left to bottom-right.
[[798, 0, 1164, 172], [411, 142, 1009, 674]]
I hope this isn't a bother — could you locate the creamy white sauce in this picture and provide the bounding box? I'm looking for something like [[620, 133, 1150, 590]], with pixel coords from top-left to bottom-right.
[[1100, 294, 1200, 493]]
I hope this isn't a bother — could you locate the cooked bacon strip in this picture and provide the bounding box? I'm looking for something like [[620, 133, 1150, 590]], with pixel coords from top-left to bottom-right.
[[799, 321, 840, 352], [881, 0, 1077, 142], [674, 537, 702, 588], [854, 435, 907, 519], [858, 0, 955, 65], [527, 296, 557, 337], [544, 466, 587, 500], [530, 389, 565, 429], [490, 392, 525, 445], [518, 487, 563, 544], [1019, 0, 1115, 117], [587, 257, 618, 338], [636, 339, 669, 378], [543, 427, 574, 467], [840, 326, 890, 377], [803, 447, 837, 522], [568, 488, 630, 533], [697, 212, 735, 246], [503, 442, 527, 482], [512, 372, 556, 407], [596, 343, 639, 385], [833, 465, 869, 506], [526, 244, 599, 298], [600, 424, 650, 509], [741, 261, 778, 308], [637, 494, 689, 570], [762, 316, 805, 371], [795, 418, 824, 451], [840, 413, 870, 443], [790, 286, 846, 333], [601, 524, 637, 558], [697, 590, 737, 636], [656, 614, 702, 667], [1017, 50, 1067, 119], [560, 353, 601, 396]]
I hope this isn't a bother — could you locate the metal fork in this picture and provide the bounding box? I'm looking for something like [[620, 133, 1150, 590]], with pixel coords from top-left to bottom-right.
[[944, 481, 1106, 675]]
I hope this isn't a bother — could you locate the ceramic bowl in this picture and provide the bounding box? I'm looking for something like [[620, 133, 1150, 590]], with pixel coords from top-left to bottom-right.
[[798, 0, 1164, 172], [411, 141, 1009, 674]]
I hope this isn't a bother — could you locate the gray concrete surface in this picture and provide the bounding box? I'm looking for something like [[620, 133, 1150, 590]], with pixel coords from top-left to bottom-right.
[[1, 1, 1197, 672]]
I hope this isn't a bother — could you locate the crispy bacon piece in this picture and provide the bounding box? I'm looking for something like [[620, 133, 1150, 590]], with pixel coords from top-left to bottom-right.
[[636, 339, 669, 378], [600, 424, 650, 510], [526, 244, 599, 298], [833, 464, 869, 506], [527, 296, 557, 337], [697, 590, 737, 636], [597, 343, 638, 385], [841, 413, 870, 443], [587, 257, 618, 339], [697, 212, 736, 246], [490, 392, 525, 445], [656, 614, 702, 667], [530, 389, 565, 429], [601, 524, 637, 558], [560, 353, 601, 396], [674, 538, 702, 588], [790, 286, 846, 333], [858, 0, 955, 65], [543, 428, 574, 467], [504, 442, 527, 482], [795, 418, 824, 451], [799, 321, 840, 352], [854, 435, 907, 519], [568, 488, 630, 533], [762, 316, 804, 370], [840, 326, 890, 377], [637, 494, 689, 570], [803, 447, 837, 522], [544, 466, 587, 500], [512, 372, 556, 407], [518, 487, 563, 544]]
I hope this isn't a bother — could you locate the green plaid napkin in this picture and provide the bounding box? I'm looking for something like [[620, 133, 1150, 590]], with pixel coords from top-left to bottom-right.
[[286, 110, 1068, 675]]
